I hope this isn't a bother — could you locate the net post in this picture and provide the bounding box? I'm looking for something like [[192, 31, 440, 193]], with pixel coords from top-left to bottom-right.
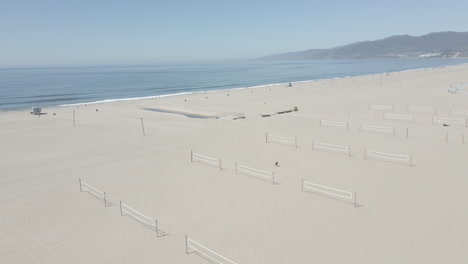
[[272, 172, 275, 185], [348, 146, 351, 157], [295, 138, 297, 148], [120, 201, 123, 216], [140, 117, 146, 136], [235, 162, 238, 174], [302, 179, 304, 192], [265, 133, 268, 143], [346, 122, 349, 130], [103, 192, 107, 207], [185, 235, 189, 254], [79, 179, 82, 192], [406, 128, 409, 138], [409, 154, 413, 167], [190, 150, 193, 162], [354, 192, 357, 208], [219, 158, 222, 171]]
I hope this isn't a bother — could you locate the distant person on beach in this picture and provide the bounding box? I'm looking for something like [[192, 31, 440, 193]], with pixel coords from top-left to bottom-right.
[[275, 161, 280, 167]]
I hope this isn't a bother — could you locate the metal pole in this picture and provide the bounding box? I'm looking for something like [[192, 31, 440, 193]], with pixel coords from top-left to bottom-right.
[[79, 179, 82, 192], [140, 118, 146, 137], [103, 192, 106, 207], [185, 235, 189, 254], [295, 138, 297, 148], [302, 179, 304, 192], [219, 159, 222, 171], [406, 128, 409, 138], [272, 172, 275, 185], [266, 133, 268, 143], [348, 146, 351, 157], [120, 201, 123, 216], [410, 155, 413, 167], [190, 150, 193, 162]]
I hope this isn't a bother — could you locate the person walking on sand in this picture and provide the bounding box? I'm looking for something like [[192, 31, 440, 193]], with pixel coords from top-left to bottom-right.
[[275, 161, 280, 167]]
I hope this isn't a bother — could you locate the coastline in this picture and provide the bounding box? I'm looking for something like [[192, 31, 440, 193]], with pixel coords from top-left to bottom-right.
[[1, 62, 468, 264], [1, 61, 468, 113]]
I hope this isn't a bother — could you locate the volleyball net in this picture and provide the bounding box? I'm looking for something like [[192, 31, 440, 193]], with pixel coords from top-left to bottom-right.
[[120, 201, 167, 237], [186, 235, 238, 264], [359, 124, 395, 135], [302, 180, 357, 207], [266, 133, 297, 148], [236, 163, 276, 184], [364, 148, 412, 166], [312, 141, 350, 156], [191, 150, 222, 170], [320, 119, 348, 130], [79, 179, 107, 207]]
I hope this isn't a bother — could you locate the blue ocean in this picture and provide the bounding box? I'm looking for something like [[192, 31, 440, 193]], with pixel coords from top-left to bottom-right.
[[1, 59, 467, 111]]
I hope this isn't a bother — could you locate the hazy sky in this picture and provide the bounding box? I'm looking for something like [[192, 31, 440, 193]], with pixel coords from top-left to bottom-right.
[[1, 0, 467, 67]]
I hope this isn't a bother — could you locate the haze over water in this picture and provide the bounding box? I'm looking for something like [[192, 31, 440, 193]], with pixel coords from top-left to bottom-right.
[[1, 59, 467, 111]]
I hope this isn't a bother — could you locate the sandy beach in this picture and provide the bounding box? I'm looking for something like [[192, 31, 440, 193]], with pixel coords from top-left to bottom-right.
[[1, 64, 468, 264]]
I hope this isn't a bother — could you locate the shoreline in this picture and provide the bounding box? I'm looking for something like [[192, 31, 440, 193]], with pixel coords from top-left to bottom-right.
[[2, 63, 468, 263], [2, 62, 467, 114]]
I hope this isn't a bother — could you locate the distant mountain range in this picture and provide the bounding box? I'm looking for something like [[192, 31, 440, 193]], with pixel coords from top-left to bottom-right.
[[260, 31, 468, 60]]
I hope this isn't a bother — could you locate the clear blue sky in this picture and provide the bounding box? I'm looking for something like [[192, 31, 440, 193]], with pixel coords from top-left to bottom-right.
[[1, 0, 467, 67]]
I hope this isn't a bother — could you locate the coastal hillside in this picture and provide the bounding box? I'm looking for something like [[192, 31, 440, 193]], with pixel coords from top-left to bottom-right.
[[260, 31, 468, 60]]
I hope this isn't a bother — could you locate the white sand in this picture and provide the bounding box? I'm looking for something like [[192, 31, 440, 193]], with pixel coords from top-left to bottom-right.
[[1, 64, 468, 264]]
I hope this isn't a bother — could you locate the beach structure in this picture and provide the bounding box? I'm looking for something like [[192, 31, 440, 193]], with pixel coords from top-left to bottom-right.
[[449, 109, 468, 116], [79, 179, 107, 207], [359, 124, 395, 135], [368, 104, 393, 111], [432, 116, 467, 126], [383, 113, 415, 122], [319, 119, 349, 130], [312, 141, 351, 156], [364, 148, 413, 166], [302, 180, 357, 207], [186, 236, 237, 264], [235, 163, 276, 184], [407, 106, 437, 114], [191, 150, 222, 170], [265, 133, 298, 148], [120, 201, 166, 237]]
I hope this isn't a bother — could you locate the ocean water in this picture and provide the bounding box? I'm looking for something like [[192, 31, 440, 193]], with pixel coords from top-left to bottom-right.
[[1, 59, 467, 111]]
